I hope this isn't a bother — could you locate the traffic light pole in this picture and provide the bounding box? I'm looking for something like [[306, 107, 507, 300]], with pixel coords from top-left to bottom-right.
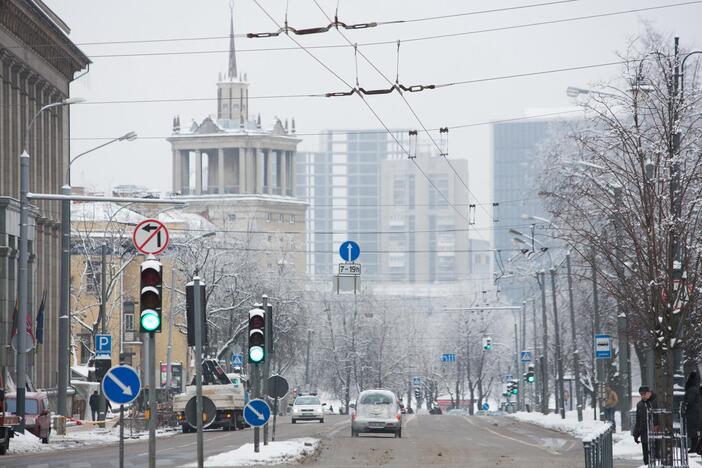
[[514, 318, 521, 411], [98, 243, 108, 427], [194, 276, 204, 468], [262, 296, 270, 446], [550, 268, 566, 419], [148, 332, 156, 468], [538, 271, 550, 415]]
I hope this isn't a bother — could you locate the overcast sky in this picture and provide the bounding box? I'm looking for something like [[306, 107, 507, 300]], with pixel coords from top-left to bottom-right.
[[48, 0, 702, 231]]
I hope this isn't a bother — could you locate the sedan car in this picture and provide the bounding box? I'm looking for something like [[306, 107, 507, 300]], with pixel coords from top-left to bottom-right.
[[351, 389, 402, 438], [291, 395, 324, 423]]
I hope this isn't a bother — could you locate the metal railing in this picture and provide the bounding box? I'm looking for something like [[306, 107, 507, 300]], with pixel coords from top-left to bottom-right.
[[583, 421, 614, 468], [645, 408, 689, 468]]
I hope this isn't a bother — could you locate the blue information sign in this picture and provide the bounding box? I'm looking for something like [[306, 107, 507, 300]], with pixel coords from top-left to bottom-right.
[[441, 353, 456, 363], [102, 365, 141, 405], [339, 241, 360, 262], [520, 351, 532, 363], [482, 403, 490, 411], [244, 399, 271, 427], [595, 335, 612, 359], [95, 334, 112, 357]]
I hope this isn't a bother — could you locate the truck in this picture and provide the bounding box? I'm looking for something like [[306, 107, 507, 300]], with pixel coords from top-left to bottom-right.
[[0, 369, 20, 455], [173, 359, 246, 432]]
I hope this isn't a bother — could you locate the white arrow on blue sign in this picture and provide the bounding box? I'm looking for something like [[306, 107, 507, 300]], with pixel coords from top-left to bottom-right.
[[244, 399, 271, 427], [339, 240, 360, 262], [102, 365, 141, 405], [231, 354, 244, 366], [95, 334, 112, 357]]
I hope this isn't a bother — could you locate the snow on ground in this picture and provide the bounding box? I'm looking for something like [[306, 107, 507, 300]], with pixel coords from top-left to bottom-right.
[[7, 426, 178, 455], [194, 438, 319, 467]]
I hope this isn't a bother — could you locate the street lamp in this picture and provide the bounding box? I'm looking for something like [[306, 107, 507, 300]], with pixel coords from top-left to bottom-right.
[[57, 129, 137, 417], [17, 96, 83, 431]]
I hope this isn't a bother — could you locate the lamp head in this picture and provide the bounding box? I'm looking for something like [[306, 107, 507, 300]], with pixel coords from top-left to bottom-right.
[[120, 131, 138, 141], [62, 97, 85, 105]]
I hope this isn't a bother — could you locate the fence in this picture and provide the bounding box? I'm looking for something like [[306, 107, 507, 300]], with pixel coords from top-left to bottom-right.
[[645, 408, 689, 468], [583, 421, 614, 468]]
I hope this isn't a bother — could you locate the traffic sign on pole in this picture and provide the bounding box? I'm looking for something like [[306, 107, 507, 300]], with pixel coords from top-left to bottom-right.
[[266, 375, 289, 399], [441, 353, 456, 363], [595, 335, 612, 359], [231, 354, 244, 366], [520, 351, 532, 363], [244, 399, 271, 427], [102, 365, 141, 405], [95, 334, 112, 357], [132, 219, 170, 255], [339, 240, 360, 262]]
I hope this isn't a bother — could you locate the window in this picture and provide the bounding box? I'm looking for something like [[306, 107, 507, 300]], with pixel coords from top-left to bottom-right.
[[227, 213, 237, 222], [124, 301, 135, 331], [289, 215, 295, 224], [278, 214, 284, 223], [266, 212, 272, 222]]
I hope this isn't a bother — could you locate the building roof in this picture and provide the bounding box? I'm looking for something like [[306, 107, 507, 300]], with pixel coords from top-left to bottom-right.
[[158, 211, 218, 232], [71, 202, 146, 225]]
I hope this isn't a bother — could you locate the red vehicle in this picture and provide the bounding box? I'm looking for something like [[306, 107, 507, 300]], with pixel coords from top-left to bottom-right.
[[0, 387, 19, 455], [5, 392, 51, 443]]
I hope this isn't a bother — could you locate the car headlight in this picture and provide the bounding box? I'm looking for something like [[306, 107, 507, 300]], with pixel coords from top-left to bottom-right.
[[293, 408, 300, 413]]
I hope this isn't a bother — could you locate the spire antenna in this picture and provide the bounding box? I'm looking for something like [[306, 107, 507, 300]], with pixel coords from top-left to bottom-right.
[[228, 1, 238, 80]]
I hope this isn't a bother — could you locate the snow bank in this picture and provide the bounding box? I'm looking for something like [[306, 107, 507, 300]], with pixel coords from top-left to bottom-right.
[[196, 437, 319, 467], [510, 410, 608, 440], [7, 426, 178, 455]]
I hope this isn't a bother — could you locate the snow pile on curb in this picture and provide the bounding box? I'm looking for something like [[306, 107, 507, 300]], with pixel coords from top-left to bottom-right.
[[7, 427, 178, 455], [197, 438, 320, 467], [510, 410, 609, 440]]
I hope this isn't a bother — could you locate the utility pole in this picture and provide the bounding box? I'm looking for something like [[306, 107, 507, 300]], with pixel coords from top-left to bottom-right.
[[514, 318, 520, 411], [532, 300, 540, 409], [193, 276, 204, 468], [98, 243, 108, 425], [550, 268, 566, 419], [566, 254, 583, 422], [262, 295, 270, 446], [57, 185, 71, 417], [538, 271, 549, 414], [304, 329, 312, 392], [591, 248, 602, 421]]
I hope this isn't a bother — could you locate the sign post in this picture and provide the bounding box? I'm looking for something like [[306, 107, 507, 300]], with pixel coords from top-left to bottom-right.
[[335, 240, 361, 294], [102, 365, 141, 468], [266, 375, 289, 442]]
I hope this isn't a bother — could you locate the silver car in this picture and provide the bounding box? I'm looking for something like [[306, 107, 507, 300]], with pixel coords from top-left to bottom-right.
[[351, 390, 402, 438], [291, 395, 324, 423]]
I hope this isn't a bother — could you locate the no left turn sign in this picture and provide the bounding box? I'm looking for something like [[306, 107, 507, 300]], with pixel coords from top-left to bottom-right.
[[132, 219, 169, 255]]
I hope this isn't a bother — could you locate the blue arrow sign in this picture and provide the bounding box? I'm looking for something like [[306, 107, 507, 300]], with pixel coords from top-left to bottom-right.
[[231, 354, 244, 366], [95, 334, 112, 357], [482, 403, 490, 411], [102, 365, 141, 405], [244, 399, 271, 427], [520, 351, 532, 363], [339, 241, 360, 262]]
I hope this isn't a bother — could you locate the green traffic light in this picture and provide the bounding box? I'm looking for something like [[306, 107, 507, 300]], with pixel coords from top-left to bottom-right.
[[249, 345, 265, 363], [527, 375, 535, 383], [512, 388, 518, 395], [140, 309, 161, 332]]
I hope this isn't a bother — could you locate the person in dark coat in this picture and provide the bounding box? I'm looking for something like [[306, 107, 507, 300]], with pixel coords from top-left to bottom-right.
[[684, 372, 702, 453], [89, 391, 100, 421], [633, 386, 658, 465]]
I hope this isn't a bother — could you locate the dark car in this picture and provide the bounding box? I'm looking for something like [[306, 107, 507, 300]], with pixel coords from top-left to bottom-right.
[[5, 392, 51, 443], [429, 406, 443, 415]]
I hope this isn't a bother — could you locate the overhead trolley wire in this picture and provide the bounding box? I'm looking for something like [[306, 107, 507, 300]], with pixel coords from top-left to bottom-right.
[[251, 0, 474, 229], [59, 1, 702, 60]]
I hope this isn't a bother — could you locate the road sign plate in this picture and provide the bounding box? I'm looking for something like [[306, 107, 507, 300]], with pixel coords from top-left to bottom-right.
[[266, 375, 289, 399], [412, 376, 421, 386], [595, 334, 612, 359], [244, 399, 271, 427], [339, 240, 360, 262], [95, 334, 112, 357], [231, 354, 244, 366], [132, 219, 170, 255], [338, 263, 361, 276], [102, 365, 141, 405], [482, 403, 490, 411], [520, 351, 532, 363], [441, 353, 456, 363]]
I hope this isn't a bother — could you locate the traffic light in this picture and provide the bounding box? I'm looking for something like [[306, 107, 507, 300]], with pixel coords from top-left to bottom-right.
[[186, 280, 208, 347], [510, 380, 519, 395], [525, 364, 535, 383], [139, 258, 162, 333], [482, 336, 493, 350], [248, 308, 266, 364], [93, 357, 111, 382], [414, 388, 422, 399]]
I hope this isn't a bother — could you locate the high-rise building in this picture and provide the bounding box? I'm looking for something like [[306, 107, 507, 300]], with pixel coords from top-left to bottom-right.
[[0, 1, 89, 391], [167, 7, 306, 274]]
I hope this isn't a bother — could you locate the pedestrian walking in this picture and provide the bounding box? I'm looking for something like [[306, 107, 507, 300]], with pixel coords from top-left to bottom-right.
[[633, 386, 659, 465], [89, 390, 100, 421], [684, 371, 702, 453], [603, 386, 619, 431]]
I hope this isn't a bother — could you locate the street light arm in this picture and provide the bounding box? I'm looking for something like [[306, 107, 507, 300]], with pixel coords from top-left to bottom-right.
[[66, 131, 137, 184]]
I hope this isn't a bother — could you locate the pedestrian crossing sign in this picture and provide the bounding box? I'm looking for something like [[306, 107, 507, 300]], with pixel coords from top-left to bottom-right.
[[520, 351, 532, 363]]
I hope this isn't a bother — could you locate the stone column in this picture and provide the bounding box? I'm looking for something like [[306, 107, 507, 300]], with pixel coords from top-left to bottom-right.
[[256, 149, 264, 194], [238, 148, 246, 193], [218, 148, 225, 194], [172, 149, 180, 194], [288, 151, 296, 197], [279, 151, 288, 197], [265, 150, 274, 194], [195, 150, 202, 195]]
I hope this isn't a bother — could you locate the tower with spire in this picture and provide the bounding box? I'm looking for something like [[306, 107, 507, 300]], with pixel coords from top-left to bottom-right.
[[217, 2, 248, 122]]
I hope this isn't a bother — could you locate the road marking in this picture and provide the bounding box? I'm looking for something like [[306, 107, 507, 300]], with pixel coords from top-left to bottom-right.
[[328, 418, 350, 437], [404, 414, 417, 425], [464, 417, 559, 455]]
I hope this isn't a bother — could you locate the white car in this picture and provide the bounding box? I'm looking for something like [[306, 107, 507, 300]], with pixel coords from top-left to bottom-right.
[[291, 395, 324, 423]]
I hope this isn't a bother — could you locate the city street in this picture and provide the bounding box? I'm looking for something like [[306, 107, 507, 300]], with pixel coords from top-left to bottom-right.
[[4, 414, 641, 467]]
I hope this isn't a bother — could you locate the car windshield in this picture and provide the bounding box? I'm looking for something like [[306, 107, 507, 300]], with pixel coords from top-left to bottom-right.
[[5, 398, 39, 414], [360, 393, 393, 405], [294, 397, 320, 405]]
